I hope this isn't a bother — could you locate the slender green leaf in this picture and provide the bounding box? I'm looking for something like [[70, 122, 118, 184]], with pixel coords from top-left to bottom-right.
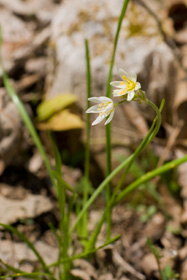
[[82, 39, 91, 239]]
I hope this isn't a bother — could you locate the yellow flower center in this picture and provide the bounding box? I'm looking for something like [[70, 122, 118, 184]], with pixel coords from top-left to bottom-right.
[[97, 102, 110, 111], [120, 76, 136, 94]]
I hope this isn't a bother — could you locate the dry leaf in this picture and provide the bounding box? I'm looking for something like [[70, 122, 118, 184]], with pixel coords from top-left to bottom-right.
[[73, 259, 98, 280], [181, 259, 187, 280], [70, 269, 91, 280], [36, 93, 77, 121], [0, 240, 58, 265], [99, 273, 114, 280], [37, 109, 84, 131], [141, 253, 158, 277], [0, 194, 52, 224]]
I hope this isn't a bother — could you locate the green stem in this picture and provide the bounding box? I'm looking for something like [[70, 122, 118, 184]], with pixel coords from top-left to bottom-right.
[[105, 0, 130, 240], [82, 39, 91, 238]]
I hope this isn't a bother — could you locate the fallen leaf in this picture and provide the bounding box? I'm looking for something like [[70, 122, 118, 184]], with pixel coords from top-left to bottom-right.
[[37, 109, 84, 131], [0, 240, 58, 265], [181, 259, 187, 280], [99, 273, 114, 280], [36, 93, 77, 121], [141, 253, 158, 277], [73, 259, 98, 280], [70, 269, 91, 280], [0, 194, 53, 224]]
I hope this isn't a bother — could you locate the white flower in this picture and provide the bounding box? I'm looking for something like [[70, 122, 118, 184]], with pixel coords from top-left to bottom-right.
[[110, 68, 141, 101], [86, 96, 115, 126]]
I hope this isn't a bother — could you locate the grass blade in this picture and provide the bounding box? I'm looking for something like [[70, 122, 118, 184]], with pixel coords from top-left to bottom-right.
[[82, 39, 91, 239]]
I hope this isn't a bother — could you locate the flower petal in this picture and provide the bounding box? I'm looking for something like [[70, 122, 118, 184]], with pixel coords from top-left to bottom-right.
[[86, 104, 100, 113], [106, 102, 114, 111], [127, 91, 135, 101], [135, 82, 141, 90], [105, 110, 114, 125], [129, 71, 137, 83], [110, 81, 127, 89], [88, 96, 113, 104], [112, 89, 127, 97], [88, 97, 101, 103], [98, 96, 113, 103], [92, 114, 105, 126], [118, 68, 131, 81]]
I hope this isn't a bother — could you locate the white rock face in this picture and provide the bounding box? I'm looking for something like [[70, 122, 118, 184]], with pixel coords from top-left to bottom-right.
[[46, 0, 177, 139]]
